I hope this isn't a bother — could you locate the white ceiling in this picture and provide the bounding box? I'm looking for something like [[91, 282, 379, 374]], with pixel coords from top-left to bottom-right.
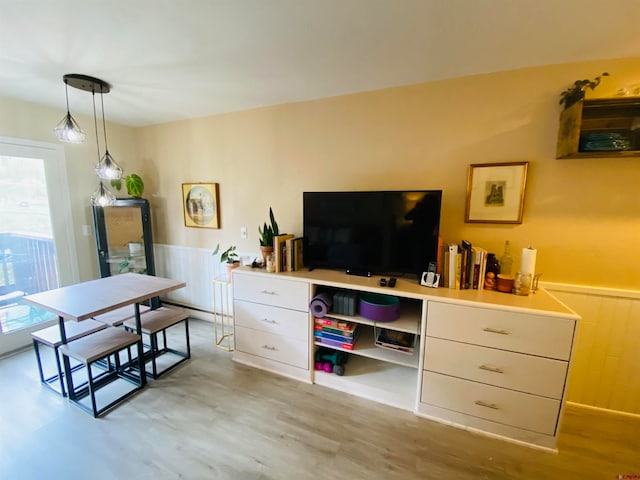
[[1, 0, 640, 127]]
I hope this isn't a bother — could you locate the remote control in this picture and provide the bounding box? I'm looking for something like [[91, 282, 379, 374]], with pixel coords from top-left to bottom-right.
[[388, 277, 397, 288]]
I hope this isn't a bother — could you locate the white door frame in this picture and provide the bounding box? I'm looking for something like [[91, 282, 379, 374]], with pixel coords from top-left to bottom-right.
[[0, 136, 79, 354]]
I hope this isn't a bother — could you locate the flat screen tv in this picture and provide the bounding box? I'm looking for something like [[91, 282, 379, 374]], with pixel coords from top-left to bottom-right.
[[303, 190, 442, 278]]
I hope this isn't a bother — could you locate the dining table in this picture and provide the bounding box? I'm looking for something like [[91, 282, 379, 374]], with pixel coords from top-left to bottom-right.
[[23, 273, 187, 388]]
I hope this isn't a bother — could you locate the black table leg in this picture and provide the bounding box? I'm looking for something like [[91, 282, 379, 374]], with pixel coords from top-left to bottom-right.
[[58, 315, 75, 399], [134, 303, 146, 386]]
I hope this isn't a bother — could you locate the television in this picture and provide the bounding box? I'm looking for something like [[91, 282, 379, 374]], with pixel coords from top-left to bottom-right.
[[303, 190, 442, 278]]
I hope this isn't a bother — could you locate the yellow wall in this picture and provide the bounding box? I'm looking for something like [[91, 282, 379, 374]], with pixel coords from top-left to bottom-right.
[[0, 96, 139, 281], [136, 58, 640, 290]]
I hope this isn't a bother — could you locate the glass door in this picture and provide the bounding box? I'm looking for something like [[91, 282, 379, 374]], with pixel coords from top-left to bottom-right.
[[0, 137, 79, 354]]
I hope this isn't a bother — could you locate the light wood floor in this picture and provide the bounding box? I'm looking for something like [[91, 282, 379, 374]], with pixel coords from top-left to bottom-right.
[[0, 319, 638, 479]]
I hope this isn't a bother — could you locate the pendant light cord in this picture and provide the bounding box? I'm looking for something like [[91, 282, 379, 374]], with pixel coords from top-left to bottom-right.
[[64, 79, 70, 113], [92, 90, 101, 163], [100, 85, 109, 150]]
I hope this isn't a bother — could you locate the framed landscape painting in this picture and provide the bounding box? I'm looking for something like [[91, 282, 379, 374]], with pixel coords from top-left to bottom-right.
[[182, 182, 220, 229], [465, 162, 528, 224]]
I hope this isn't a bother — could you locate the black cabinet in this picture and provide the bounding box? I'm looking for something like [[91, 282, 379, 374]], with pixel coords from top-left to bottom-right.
[[92, 198, 159, 307]]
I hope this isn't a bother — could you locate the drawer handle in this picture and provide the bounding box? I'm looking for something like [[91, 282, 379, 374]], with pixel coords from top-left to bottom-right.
[[260, 290, 277, 295], [479, 364, 504, 374], [261, 318, 278, 324], [261, 345, 277, 351], [483, 327, 509, 335], [475, 400, 499, 410]]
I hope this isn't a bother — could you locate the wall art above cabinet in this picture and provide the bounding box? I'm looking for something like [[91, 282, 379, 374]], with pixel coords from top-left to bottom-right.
[[556, 97, 640, 159]]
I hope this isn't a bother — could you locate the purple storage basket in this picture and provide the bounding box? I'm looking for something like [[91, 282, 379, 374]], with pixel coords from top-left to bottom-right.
[[359, 293, 400, 322]]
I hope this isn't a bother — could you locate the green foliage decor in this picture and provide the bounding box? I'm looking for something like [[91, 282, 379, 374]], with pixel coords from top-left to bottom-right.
[[258, 207, 279, 247], [111, 173, 145, 198], [213, 244, 239, 264], [559, 72, 609, 109]]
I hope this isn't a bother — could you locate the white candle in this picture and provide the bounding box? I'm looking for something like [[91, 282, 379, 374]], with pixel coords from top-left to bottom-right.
[[520, 247, 537, 276]]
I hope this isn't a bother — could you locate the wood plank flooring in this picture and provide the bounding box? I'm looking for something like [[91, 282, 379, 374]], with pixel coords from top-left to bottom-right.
[[0, 319, 638, 479]]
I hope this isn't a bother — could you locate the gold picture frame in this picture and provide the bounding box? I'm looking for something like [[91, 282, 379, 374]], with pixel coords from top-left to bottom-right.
[[182, 183, 220, 229], [465, 162, 529, 224]]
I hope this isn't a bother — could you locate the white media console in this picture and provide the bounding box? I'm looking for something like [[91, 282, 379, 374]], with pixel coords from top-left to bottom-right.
[[231, 267, 579, 450]]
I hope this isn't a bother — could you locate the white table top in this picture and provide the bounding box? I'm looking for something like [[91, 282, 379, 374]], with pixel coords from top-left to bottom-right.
[[23, 273, 186, 321]]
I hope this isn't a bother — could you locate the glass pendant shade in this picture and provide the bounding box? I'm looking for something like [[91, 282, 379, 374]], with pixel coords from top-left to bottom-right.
[[95, 149, 123, 180], [90, 181, 116, 206], [53, 111, 86, 143]]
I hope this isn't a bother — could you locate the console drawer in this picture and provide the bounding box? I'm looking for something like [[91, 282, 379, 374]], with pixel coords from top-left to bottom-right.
[[426, 301, 575, 360], [421, 371, 560, 435], [234, 300, 308, 341], [424, 337, 568, 399], [235, 326, 308, 369], [234, 273, 309, 311]]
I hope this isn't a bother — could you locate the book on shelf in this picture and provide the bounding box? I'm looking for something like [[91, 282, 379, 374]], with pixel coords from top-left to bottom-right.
[[454, 252, 462, 290], [314, 329, 358, 344], [447, 243, 458, 289], [461, 240, 472, 289], [471, 246, 488, 290], [286, 236, 303, 271], [314, 332, 359, 350], [274, 234, 294, 273], [314, 317, 357, 333], [374, 328, 416, 355], [314, 318, 358, 338], [441, 240, 490, 290]]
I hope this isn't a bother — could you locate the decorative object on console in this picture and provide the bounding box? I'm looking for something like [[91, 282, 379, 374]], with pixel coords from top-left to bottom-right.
[[496, 274, 514, 293], [258, 207, 279, 263], [465, 162, 528, 224], [213, 244, 240, 281], [182, 182, 220, 229]]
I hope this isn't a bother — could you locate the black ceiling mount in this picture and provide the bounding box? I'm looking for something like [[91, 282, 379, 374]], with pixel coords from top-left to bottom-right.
[[63, 73, 111, 94]]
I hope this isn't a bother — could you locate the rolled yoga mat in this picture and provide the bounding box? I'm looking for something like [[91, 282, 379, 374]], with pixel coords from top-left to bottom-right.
[[309, 292, 332, 317]]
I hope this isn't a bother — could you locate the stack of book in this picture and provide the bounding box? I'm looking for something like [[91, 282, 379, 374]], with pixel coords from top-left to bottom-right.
[[441, 240, 489, 290], [313, 317, 359, 350], [273, 234, 304, 272]]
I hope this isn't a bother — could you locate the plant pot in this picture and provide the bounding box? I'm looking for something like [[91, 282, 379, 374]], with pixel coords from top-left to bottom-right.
[[226, 261, 240, 282], [259, 246, 273, 265]]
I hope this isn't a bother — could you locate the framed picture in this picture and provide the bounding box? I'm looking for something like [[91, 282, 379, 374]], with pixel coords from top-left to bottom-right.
[[182, 183, 220, 229], [465, 162, 529, 224]]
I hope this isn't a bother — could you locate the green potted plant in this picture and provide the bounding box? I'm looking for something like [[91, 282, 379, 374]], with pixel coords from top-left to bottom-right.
[[111, 173, 145, 198], [258, 207, 279, 264], [213, 244, 240, 281], [559, 72, 609, 110]]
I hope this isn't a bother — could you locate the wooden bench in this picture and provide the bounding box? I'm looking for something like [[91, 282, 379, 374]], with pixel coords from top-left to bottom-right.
[[31, 319, 107, 396], [59, 327, 143, 417], [124, 307, 190, 378]]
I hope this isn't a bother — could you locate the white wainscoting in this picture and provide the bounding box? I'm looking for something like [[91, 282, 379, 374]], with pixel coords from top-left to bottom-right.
[[545, 282, 640, 416], [154, 244, 252, 320], [152, 244, 640, 416]]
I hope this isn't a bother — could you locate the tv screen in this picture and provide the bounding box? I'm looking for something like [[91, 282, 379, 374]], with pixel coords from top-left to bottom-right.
[[303, 190, 442, 277]]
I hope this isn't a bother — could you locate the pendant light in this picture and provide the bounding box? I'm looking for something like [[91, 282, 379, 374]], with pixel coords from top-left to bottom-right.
[[53, 78, 85, 143], [87, 85, 115, 206], [90, 180, 116, 206], [94, 83, 123, 180]]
